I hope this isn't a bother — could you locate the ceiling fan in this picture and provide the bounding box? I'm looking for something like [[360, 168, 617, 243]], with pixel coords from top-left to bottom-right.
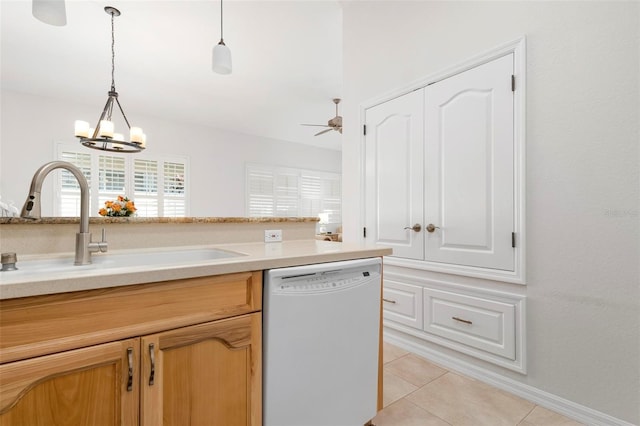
[[301, 98, 343, 136]]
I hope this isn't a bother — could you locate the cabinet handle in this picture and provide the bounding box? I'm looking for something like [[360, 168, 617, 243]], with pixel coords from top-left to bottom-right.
[[382, 298, 397, 304], [148, 343, 156, 386], [126, 347, 134, 392], [452, 316, 473, 325], [404, 224, 422, 232], [426, 224, 440, 233]]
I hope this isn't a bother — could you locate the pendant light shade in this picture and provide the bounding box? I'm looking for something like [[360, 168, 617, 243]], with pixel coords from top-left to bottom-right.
[[32, 0, 67, 26], [212, 0, 232, 75], [212, 41, 232, 75]]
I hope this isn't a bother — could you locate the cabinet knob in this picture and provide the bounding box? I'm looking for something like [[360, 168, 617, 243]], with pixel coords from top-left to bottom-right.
[[426, 224, 440, 233], [404, 224, 422, 232]]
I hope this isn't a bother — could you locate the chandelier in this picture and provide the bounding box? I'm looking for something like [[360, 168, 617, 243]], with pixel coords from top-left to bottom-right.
[[74, 6, 145, 153]]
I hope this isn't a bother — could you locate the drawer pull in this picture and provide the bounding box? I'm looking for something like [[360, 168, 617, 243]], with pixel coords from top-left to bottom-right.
[[383, 298, 397, 304], [148, 343, 156, 386], [452, 316, 473, 325], [126, 347, 134, 392]]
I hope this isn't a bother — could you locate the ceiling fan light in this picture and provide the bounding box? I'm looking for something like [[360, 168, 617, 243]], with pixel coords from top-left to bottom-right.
[[32, 0, 67, 26], [212, 40, 232, 75]]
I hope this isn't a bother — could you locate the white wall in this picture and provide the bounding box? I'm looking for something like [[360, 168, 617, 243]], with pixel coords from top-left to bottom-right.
[[0, 89, 341, 217], [342, 1, 639, 424]]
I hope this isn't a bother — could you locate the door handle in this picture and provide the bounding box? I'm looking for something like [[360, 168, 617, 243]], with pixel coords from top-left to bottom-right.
[[426, 224, 440, 233], [404, 224, 422, 232], [148, 343, 155, 386], [126, 347, 134, 392]]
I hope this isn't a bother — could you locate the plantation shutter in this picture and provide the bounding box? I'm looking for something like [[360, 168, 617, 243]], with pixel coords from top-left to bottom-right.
[[134, 159, 159, 217], [163, 161, 186, 217], [274, 173, 299, 217], [98, 155, 126, 208], [246, 164, 341, 222], [59, 151, 92, 216], [247, 168, 275, 216], [57, 144, 188, 217]]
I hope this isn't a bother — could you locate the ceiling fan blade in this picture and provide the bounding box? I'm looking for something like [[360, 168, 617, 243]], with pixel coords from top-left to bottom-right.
[[301, 124, 330, 127], [314, 128, 334, 136]]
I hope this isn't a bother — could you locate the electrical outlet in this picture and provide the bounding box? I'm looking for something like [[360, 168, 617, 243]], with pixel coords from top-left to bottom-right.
[[264, 229, 282, 243]]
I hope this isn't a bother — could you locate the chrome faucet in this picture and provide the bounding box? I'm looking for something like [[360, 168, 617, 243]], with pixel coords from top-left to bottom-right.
[[21, 161, 108, 265]]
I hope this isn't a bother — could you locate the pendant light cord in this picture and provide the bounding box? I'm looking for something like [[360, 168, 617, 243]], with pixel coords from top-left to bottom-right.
[[220, 0, 224, 41]]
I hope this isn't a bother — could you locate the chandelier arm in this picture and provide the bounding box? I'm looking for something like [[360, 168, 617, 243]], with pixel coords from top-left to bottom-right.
[[91, 96, 116, 138], [114, 97, 132, 129]]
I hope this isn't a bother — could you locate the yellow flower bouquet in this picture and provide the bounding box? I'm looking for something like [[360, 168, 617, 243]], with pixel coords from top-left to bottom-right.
[[99, 195, 137, 217]]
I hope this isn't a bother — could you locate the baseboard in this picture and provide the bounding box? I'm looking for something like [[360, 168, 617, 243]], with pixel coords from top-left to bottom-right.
[[384, 330, 636, 426]]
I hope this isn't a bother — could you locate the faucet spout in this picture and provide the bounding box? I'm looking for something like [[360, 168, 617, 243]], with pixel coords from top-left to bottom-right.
[[21, 161, 106, 264]]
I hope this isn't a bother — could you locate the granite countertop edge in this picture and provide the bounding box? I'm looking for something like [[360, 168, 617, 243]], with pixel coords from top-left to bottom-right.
[[0, 216, 320, 225]]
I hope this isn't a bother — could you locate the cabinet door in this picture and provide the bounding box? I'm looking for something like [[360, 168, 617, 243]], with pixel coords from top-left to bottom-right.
[[0, 339, 139, 426], [141, 313, 261, 426], [425, 53, 515, 271], [364, 89, 425, 259]]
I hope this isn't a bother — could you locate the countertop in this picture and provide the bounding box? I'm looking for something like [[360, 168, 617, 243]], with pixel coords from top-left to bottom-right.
[[0, 240, 392, 300], [0, 216, 319, 225]]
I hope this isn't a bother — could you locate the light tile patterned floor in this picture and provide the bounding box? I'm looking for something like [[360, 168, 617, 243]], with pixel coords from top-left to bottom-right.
[[373, 343, 584, 426]]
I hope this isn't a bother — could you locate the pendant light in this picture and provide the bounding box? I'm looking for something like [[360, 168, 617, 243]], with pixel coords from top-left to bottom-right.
[[32, 0, 67, 26], [212, 0, 232, 75], [74, 6, 146, 153]]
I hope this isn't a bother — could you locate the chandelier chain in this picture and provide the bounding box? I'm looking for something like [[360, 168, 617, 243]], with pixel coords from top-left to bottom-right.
[[110, 10, 116, 92]]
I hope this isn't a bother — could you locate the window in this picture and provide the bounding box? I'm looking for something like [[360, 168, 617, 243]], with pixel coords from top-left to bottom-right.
[[246, 164, 341, 228], [56, 143, 188, 217]]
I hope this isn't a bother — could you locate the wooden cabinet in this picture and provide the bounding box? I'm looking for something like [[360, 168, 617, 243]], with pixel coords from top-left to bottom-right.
[[0, 339, 139, 425], [141, 313, 261, 426], [0, 271, 262, 425]]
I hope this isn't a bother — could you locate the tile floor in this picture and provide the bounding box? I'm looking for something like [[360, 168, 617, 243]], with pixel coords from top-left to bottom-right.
[[372, 343, 583, 426]]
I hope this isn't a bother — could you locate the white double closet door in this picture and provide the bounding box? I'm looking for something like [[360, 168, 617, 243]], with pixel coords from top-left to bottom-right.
[[364, 53, 515, 271]]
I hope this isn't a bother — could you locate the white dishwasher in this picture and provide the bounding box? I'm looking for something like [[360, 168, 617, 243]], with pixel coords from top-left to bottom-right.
[[263, 257, 382, 426]]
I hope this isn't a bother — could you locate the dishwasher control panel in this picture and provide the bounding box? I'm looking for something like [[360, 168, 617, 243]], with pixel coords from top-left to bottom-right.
[[274, 265, 380, 295]]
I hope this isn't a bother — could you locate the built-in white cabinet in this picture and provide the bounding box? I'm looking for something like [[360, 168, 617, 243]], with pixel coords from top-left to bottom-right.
[[382, 275, 526, 373], [363, 39, 525, 284], [382, 279, 423, 328]]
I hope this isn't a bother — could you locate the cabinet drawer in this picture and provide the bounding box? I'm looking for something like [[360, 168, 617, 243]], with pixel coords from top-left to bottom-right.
[[0, 271, 262, 364], [382, 280, 422, 328], [423, 288, 515, 360]]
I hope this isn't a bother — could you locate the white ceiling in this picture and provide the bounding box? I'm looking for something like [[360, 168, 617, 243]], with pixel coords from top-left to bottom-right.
[[0, 0, 344, 151]]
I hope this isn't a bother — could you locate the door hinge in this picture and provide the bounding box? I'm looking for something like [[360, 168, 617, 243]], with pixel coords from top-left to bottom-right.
[[512, 232, 516, 248], [363, 124, 367, 135], [511, 75, 515, 92], [363, 227, 367, 238]]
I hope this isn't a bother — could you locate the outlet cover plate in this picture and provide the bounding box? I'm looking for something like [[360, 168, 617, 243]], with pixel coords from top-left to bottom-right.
[[264, 229, 282, 242]]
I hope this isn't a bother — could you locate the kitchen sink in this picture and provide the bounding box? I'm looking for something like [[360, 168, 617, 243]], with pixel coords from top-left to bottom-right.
[[3, 247, 246, 276]]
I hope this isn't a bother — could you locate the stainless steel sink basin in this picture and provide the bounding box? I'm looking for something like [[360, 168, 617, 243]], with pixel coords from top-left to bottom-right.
[[4, 247, 245, 277]]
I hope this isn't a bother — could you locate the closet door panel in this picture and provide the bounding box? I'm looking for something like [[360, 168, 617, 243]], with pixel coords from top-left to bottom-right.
[[365, 90, 424, 260], [425, 53, 515, 271]]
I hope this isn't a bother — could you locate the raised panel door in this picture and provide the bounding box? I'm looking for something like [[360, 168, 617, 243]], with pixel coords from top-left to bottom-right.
[[0, 339, 139, 426], [424, 53, 515, 271], [141, 313, 261, 426], [365, 89, 425, 259]]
